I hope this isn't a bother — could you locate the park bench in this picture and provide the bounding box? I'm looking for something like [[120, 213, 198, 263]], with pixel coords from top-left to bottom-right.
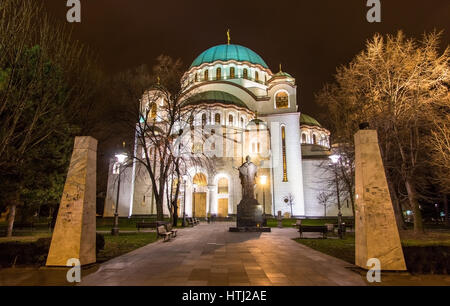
[[157, 225, 173, 241], [293, 219, 302, 228], [136, 221, 157, 231], [298, 225, 328, 239], [166, 223, 178, 237], [186, 218, 195, 227], [193, 218, 200, 225]]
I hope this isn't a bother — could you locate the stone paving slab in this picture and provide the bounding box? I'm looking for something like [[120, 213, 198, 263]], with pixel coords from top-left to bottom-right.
[[79, 222, 367, 286]]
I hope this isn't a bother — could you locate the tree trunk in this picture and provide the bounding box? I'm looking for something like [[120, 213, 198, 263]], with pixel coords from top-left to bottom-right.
[[6, 203, 16, 237], [405, 178, 424, 233], [388, 180, 406, 230], [155, 194, 164, 221], [173, 203, 178, 227]]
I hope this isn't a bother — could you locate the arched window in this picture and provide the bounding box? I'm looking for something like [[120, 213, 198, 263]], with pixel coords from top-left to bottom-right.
[[112, 162, 120, 174], [218, 177, 229, 194], [255, 71, 259, 82], [302, 133, 307, 144], [195, 74, 198, 82], [312, 134, 317, 145], [275, 91, 289, 109], [243, 68, 248, 79], [193, 173, 207, 187], [228, 114, 234, 126], [201, 113, 207, 127], [240, 117, 244, 128], [230, 67, 235, 79], [281, 126, 288, 182], [204, 70, 209, 81], [150, 102, 157, 119], [216, 68, 222, 80], [215, 113, 221, 125]]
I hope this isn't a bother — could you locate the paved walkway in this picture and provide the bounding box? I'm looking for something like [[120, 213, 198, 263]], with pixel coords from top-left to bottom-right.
[[80, 222, 366, 286]]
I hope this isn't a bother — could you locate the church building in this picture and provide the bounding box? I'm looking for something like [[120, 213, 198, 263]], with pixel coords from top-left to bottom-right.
[[103, 40, 353, 219]]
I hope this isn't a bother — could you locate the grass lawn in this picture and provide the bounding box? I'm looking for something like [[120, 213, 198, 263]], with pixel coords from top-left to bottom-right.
[[295, 234, 356, 264], [294, 229, 450, 265], [97, 232, 158, 263]]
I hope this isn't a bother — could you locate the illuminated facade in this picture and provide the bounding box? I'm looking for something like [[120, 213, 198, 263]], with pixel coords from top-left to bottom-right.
[[104, 43, 353, 219]]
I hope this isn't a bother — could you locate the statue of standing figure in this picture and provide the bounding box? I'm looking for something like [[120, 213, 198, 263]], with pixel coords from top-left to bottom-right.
[[238, 156, 258, 200]]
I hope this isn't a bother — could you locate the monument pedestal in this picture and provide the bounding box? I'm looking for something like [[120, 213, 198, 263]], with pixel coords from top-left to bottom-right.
[[354, 130, 406, 271], [229, 199, 271, 232], [46, 136, 97, 267]]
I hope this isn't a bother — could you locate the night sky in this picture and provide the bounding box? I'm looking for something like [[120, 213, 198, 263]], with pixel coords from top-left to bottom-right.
[[43, 0, 449, 119]]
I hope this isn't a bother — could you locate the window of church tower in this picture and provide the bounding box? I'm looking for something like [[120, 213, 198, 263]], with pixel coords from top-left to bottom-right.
[[218, 177, 229, 194], [216, 68, 222, 80], [195, 73, 198, 82], [312, 134, 317, 145], [230, 67, 235, 79], [275, 91, 289, 109], [243, 68, 248, 79], [229, 114, 234, 126], [215, 113, 221, 125], [204, 70, 209, 81], [150, 102, 157, 119], [112, 162, 120, 174], [281, 126, 288, 182], [255, 71, 259, 82], [241, 117, 244, 128]]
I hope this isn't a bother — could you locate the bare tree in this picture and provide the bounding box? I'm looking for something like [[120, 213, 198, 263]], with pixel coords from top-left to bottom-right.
[[317, 191, 333, 217], [317, 31, 449, 233], [111, 57, 213, 223]]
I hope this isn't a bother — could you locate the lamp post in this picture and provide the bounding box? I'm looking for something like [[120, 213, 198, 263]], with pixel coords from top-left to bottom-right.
[[330, 154, 343, 239], [112, 151, 127, 236], [192, 183, 198, 218], [260, 175, 268, 226], [182, 175, 187, 227]]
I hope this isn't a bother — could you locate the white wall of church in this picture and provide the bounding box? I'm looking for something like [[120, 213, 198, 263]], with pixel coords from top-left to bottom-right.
[[264, 113, 305, 217]]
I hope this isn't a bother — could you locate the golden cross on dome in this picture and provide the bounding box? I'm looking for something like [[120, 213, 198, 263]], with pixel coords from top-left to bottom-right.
[[157, 76, 160, 85], [279, 63, 282, 72], [227, 29, 231, 45]]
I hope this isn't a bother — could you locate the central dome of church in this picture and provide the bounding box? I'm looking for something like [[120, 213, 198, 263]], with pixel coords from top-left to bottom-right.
[[190, 44, 269, 69]]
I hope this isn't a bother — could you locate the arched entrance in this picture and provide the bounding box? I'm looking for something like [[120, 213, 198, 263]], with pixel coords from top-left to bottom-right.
[[217, 177, 229, 217], [193, 173, 207, 217]]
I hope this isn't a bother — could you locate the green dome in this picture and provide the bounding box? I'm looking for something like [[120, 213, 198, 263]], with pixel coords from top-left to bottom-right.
[[300, 114, 322, 127], [190, 44, 269, 69], [182, 91, 248, 109]]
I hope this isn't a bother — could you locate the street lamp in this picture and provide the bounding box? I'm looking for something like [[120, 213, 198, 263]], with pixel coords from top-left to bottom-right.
[[112, 150, 127, 236], [182, 175, 188, 227], [192, 183, 198, 218], [329, 154, 343, 239], [259, 175, 268, 226]]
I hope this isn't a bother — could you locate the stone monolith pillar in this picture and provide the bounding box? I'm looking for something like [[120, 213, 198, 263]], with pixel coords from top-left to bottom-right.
[[354, 130, 406, 271], [46, 136, 97, 267]]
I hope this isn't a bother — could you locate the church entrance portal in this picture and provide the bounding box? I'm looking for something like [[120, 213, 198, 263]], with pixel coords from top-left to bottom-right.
[[193, 192, 207, 217]]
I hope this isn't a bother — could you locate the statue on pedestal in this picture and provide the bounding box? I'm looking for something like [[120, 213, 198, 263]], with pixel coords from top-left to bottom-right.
[[230, 156, 270, 232], [239, 156, 257, 200]]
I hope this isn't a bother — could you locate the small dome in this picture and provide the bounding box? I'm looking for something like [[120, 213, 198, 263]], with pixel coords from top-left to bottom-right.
[[182, 91, 248, 109], [300, 114, 322, 127], [190, 44, 269, 69]]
